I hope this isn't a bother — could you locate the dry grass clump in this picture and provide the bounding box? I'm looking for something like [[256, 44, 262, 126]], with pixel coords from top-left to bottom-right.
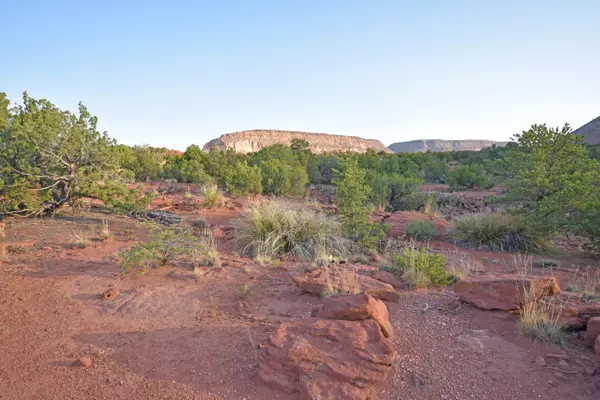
[[449, 213, 546, 252], [517, 289, 564, 345], [200, 183, 223, 208], [443, 248, 483, 281], [71, 228, 90, 248], [389, 244, 451, 289], [99, 219, 111, 240], [236, 200, 349, 262], [322, 265, 361, 297], [0, 221, 6, 257]]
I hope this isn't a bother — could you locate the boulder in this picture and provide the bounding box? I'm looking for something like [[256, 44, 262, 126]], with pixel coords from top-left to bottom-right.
[[314, 294, 393, 338], [453, 275, 560, 311], [585, 317, 600, 347], [258, 319, 393, 400], [372, 270, 405, 289], [295, 267, 400, 303]]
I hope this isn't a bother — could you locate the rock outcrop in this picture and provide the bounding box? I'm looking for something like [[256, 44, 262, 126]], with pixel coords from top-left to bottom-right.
[[203, 130, 391, 154], [453, 275, 560, 311], [388, 139, 506, 153], [573, 116, 600, 145], [259, 294, 394, 399]]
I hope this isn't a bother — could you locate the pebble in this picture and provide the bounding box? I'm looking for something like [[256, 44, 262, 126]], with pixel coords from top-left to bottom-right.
[[73, 356, 92, 368], [535, 357, 546, 367], [558, 360, 568, 368], [553, 371, 567, 381]]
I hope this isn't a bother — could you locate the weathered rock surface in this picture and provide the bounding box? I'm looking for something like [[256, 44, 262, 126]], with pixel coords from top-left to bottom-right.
[[388, 139, 506, 153], [584, 317, 600, 347], [596, 335, 600, 357], [453, 275, 560, 311], [313, 294, 393, 338], [258, 319, 393, 400], [294, 267, 400, 303], [203, 129, 391, 154]]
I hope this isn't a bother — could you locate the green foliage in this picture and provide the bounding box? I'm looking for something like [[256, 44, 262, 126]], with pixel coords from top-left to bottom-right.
[[405, 220, 437, 241], [251, 144, 308, 196], [115, 145, 168, 181], [235, 200, 349, 261], [221, 162, 262, 196], [119, 223, 217, 273], [449, 213, 546, 252], [0, 92, 138, 216], [334, 158, 387, 249], [390, 246, 451, 288], [506, 123, 600, 249], [422, 156, 450, 183], [447, 164, 489, 190]]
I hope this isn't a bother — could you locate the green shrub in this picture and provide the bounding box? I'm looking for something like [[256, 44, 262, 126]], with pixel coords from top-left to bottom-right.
[[193, 217, 208, 229], [236, 200, 349, 261], [447, 164, 489, 191], [405, 220, 437, 241], [119, 223, 218, 273], [390, 246, 451, 288], [449, 213, 546, 252]]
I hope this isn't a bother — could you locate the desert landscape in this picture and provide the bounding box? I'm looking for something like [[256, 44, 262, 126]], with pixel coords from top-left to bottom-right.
[[2, 109, 600, 399]]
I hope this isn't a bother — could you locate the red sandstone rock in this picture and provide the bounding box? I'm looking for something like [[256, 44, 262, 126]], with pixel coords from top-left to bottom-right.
[[453, 275, 560, 311], [315, 293, 393, 338], [258, 319, 393, 400]]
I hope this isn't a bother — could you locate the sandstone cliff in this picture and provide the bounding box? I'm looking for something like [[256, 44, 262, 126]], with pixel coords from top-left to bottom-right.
[[388, 139, 506, 153], [203, 130, 391, 154], [573, 116, 600, 145]]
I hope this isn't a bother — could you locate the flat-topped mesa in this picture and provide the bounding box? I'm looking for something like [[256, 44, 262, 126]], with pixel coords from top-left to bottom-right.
[[388, 139, 507, 153], [203, 129, 391, 154]]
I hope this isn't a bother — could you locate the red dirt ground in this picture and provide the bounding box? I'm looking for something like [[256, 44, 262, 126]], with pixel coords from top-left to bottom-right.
[[1, 190, 600, 399]]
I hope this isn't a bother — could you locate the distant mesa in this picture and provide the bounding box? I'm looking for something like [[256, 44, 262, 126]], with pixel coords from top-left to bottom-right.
[[573, 116, 600, 145], [203, 129, 391, 154], [387, 139, 507, 153]]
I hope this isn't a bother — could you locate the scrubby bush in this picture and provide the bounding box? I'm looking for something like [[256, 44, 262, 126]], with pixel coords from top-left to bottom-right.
[[405, 220, 437, 241], [447, 164, 489, 190], [119, 223, 218, 273], [235, 200, 349, 261], [335, 157, 387, 249], [389, 246, 451, 288], [517, 285, 564, 344], [449, 213, 546, 252]]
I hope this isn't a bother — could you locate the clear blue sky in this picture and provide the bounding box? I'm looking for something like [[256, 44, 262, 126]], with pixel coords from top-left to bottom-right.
[[3, 0, 599, 149]]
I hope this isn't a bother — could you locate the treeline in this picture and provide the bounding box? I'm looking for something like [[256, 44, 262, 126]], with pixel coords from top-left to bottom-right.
[[1, 92, 599, 250]]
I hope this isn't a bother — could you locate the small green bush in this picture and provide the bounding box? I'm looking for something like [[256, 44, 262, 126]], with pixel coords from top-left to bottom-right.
[[236, 200, 349, 261], [390, 246, 451, 288], [449, 213, 546, 252], [447, 164, 489, 191], [119, 223, 218, 274], [405, 220, 437, 241]]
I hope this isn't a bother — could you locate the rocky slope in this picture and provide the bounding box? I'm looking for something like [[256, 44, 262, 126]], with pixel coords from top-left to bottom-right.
[[388, 139, 506, 153], [573, 116, 600, 145], [203, 129, 391, 154]]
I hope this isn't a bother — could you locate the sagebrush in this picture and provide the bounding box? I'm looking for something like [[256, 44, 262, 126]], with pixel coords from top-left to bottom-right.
[[404, 220, 437, 241]]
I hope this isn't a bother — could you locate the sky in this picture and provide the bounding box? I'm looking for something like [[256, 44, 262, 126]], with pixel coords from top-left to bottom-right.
[[2, 0, 599, 150]]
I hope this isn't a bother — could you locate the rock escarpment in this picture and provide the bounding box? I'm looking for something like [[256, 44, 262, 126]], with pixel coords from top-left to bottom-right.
[[203, 129, 391, 154], [388, 139, 506, 153], [573, 116, 600, 145]]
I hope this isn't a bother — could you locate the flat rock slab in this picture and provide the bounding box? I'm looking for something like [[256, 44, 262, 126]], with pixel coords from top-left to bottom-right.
[[259, 319, 394, 400], [453, 274, 560, 311]]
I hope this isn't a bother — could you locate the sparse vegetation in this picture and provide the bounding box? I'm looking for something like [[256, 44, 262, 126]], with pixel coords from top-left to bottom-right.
[[390, 245, 451, 288], [200, 183, 223, 208], [100, 219, 111, 240], [517, 296, 564, 345], [449, 213, 546, 252], [71, 228, 90, 248], [404, 220, 437, 241], [236, 200, 349, 261]]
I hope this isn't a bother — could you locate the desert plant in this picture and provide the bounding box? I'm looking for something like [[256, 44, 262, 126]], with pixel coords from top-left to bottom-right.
[[236, 200, 349, 261], [517, 288, 564, 345], [443, 249, 482, 281], [447, 163, 489, 191], [391, 246, 451, 288], [423, 195, 440, 217], [119, 223, 218, 273], [449, 213, 546, 252], [100, 219, 111, 240], [404, 220, 437, 241], [193, 217, 208, 229], [322, 265, 361, 297], [200, 183, 223, 208], [239, 283, 251, 298], [71, 228, 90, 248]]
